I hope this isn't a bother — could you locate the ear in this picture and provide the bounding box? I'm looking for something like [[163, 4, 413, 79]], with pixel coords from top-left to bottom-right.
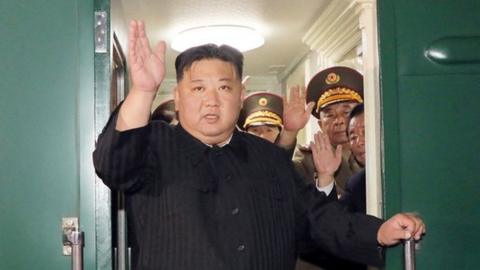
[[241, 75, 250, 88], [174, 85, 179, 111], [239, 85, 246, 109]]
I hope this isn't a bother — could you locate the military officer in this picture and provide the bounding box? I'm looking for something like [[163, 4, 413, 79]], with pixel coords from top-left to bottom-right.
[[238, 92, 284, 143], [293, 66, 364, 195]]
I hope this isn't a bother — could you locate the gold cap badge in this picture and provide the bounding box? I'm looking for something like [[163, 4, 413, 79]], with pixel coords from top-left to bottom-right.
[[258, 97, 268, 106], [325, 73, 340, 84]]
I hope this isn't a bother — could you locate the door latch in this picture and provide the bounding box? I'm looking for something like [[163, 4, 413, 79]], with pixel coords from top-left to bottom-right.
[[62, 217, 79, 256], [62, 217, 85, 270]]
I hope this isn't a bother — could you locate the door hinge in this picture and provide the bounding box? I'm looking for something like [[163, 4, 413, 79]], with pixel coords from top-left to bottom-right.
[[95, 11, 108, 53]]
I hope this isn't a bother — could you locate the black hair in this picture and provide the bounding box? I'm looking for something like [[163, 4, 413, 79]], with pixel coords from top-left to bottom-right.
[[347, 103, 364, 135], [175, 44, 244, 82], [151, 107, 176, 123]]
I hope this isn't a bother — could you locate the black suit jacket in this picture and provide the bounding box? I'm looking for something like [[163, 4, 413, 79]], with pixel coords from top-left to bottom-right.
[[93, 110, 383, 270], [340, 169, 366, 214]]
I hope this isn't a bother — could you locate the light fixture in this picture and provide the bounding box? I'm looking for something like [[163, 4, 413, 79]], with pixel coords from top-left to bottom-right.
[[171, 25, 264, 52]]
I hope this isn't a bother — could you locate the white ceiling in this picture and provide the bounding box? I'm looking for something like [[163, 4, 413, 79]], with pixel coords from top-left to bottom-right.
[[118, 0, 333, 80]]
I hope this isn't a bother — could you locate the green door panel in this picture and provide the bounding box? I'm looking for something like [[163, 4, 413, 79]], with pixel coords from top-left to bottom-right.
[[378, 0, 480, 269], [398, 76, 480, 269], [0, 0, 96, 269], [393, 0, 480, 75]]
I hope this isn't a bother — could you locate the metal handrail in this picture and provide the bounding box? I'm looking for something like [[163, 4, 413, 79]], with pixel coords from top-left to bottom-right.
[[69, 231, 84, 270], [404, 238, 416, 270]]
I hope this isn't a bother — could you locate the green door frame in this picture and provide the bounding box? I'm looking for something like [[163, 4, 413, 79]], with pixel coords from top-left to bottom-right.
[[93, 0, 121, 269], [79, 0, 98, 269]]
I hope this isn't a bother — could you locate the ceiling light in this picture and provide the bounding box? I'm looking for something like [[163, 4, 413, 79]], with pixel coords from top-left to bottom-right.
[[171, 25, 264, 53]]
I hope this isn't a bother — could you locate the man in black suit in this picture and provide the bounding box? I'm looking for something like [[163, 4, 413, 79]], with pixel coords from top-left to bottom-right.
[[340, 104, 367, 213], [93, 20, 426, 270]]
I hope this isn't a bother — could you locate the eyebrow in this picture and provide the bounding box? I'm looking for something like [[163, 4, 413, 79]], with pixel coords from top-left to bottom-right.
[[189, 78, 234, 83], [189, 79, 203, 83], [321, 108, 333, 113]]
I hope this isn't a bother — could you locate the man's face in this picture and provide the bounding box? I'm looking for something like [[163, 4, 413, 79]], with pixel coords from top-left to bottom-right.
[[246, 125, 280, 143], [175, 59, 244, 145], [318, 101, 357, 146], [348, 112, 365, 166]]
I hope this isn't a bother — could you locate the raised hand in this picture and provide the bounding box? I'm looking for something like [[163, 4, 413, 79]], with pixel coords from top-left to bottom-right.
[[377, 213, 426, 246], [282, 86, 315, 132], [116, 20, 166, 131], [276, 86, 315, 149], [310, 131, 342, 187], [129, 20, 166, 93]]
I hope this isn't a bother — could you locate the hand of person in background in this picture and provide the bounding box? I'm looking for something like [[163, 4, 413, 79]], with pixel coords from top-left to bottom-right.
[[310, 131, 342, 187], [277, 86, 315, 148], [129, 20, 166, 93], [377, 213, 426, 246], [283, 86, 315, 132]]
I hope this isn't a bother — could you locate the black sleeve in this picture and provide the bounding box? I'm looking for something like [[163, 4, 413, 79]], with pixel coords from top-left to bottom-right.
[[326, 182, 339, 201], [291, 160, 384, 267], [92, 105, 153, 192], [307, 200, 384, 267]]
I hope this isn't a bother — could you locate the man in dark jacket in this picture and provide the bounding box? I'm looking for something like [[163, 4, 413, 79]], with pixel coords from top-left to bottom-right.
[[340, 103, 367, 213], [93, 20, 426, 270]]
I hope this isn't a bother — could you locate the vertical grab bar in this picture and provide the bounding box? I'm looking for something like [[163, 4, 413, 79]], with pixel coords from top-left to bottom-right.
[[404, 238, 416, 270], [117, 192, 128, 270], [69, 231, 84, 270]]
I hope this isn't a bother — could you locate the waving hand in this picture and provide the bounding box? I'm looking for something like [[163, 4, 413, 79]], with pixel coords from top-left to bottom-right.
[[129, 20, 166, 93], [310, 131, 342, 187], [276, 86, 315, 149], [116, 20, 166, 131]]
